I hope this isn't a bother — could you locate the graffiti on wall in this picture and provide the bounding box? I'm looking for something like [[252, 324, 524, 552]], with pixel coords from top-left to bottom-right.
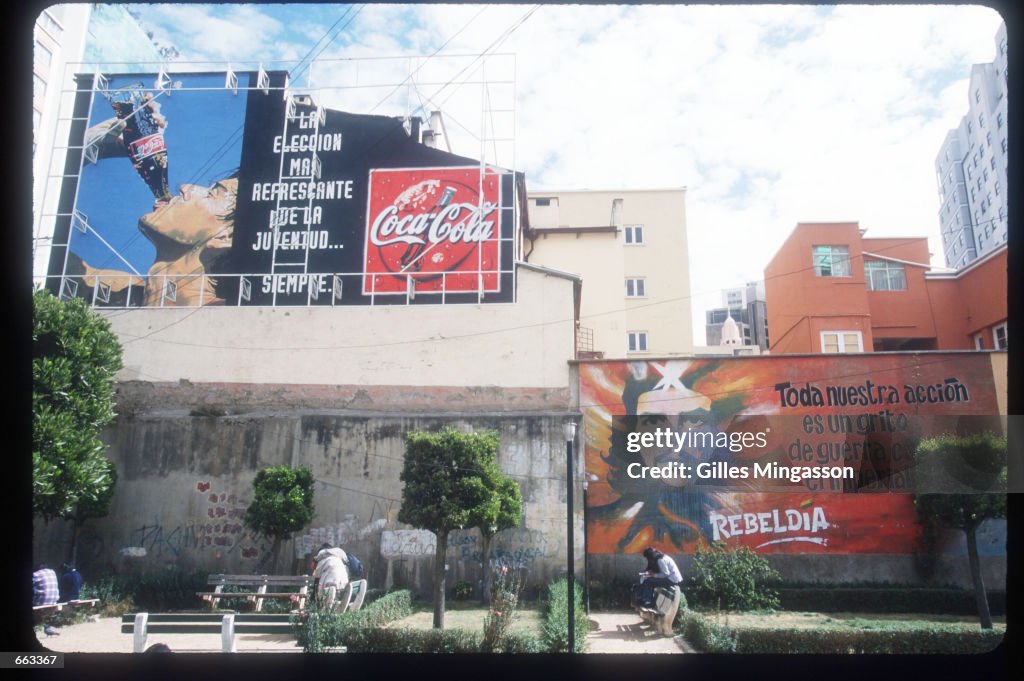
[[580, 355, 1001, 556]]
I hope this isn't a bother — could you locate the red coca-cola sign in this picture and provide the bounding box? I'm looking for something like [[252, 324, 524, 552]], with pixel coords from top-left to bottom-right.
[[364, 167, 502, 295]]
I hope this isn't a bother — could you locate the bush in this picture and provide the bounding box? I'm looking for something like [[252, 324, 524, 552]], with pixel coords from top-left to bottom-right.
[[82, 570, 208, 613], [481, 567, 525, 652], [540, 578, 588, 653], [587, 576, 637, 611], [681, 611, 738, 653], [343, 628, 483, 653], [689, 542, 780, 611], [293, 588, 415, 651], [452, 581, 474, 601]]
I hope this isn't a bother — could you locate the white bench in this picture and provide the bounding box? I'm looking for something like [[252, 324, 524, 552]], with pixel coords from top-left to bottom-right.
[[322, 579, 368, 613]]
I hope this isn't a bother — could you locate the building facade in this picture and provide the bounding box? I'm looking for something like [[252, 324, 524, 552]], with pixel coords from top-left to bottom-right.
[[934, 21, 1008, 270], [524, 189, 694, 358], [705, 282, 769, 350], [764, 222, 1007, 354]]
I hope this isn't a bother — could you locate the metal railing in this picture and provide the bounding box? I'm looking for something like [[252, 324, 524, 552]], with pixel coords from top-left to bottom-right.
[[34, 269, 514, 309]]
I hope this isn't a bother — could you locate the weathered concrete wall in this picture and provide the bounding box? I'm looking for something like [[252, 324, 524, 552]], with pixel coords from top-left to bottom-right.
[[34, 400, 585, 596]]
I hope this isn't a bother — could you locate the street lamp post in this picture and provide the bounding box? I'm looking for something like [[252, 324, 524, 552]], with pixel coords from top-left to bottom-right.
[[565, 420, 577, 653]]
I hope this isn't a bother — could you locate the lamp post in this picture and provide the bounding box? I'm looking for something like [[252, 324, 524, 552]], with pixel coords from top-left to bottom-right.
[[565, 420, 577, 653]]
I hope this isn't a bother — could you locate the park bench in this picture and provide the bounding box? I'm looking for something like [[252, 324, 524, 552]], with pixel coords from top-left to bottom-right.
[[33, 599, 100, 616], [121, 612, 314, 653], [322, 578, 368, 613], [197, 574, 313, 612], [636, 585, 681, 637]]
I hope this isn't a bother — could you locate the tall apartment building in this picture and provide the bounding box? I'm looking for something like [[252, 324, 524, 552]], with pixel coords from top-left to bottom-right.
[[934, 21, 1008, 270], [764, 222, 1007, 354], [705, 282, 769, 350], [524, 189, 693, 358]]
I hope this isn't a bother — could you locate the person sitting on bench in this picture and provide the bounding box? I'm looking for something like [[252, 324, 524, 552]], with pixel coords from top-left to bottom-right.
[[312, 544, 350, 612], [637, 547, 682, 607]]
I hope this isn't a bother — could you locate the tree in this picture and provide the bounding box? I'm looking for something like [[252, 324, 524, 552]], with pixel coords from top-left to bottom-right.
[[470, 461, 523, 605], [913, 432, 1007, 629], [243, 467, 316, 573], [399, 428, 501, 629], [33, 289, 123, 560]]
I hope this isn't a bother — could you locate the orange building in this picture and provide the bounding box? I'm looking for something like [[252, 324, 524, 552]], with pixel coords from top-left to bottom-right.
[[764, 222, 1007, 354]]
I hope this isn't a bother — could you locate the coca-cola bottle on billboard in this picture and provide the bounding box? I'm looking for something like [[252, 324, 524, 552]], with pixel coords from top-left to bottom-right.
[[102, 82, 172, 205]]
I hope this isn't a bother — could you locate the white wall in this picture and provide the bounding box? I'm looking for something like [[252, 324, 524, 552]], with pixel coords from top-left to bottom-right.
[[104, 263, 576, 389]]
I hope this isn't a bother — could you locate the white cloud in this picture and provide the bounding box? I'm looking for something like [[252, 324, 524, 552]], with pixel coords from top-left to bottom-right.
[[125, 3, 1003, 345]]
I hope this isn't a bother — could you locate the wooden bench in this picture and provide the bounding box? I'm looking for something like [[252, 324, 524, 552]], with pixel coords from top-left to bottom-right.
[[121, 612, 314, 653], [197, 574, 313, 612], [636, 585, 681, 637], [33, 599, 100, 616], [321, 579, 368, 613]]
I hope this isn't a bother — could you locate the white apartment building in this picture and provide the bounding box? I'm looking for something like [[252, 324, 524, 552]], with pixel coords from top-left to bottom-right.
[[934, 21, 1008, 270], [524, 188, 693, 358]]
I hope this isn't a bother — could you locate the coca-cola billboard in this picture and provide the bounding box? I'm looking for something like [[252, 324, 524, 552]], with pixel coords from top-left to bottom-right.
[[53, 71, 519, 307], [364, 167, 503, 295]]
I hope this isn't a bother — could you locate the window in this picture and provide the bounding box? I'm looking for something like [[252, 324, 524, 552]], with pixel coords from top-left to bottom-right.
[[534, 198, 551, 207], [993, 323, 1008, 350], [812, 245, 851, 277], [979, 112, 985, 128], [35, 41, 52, 67], [625, 278, 646, 297], [974, 333, 985, 350], [991, 156, 997, 170], [34, 74, 45, 98], [38, 10, 62, 39], [821, 331, 863, 354], [864, 260, 907, 291], [627, 331, 648, 352], [997, 112, 1004, 129], [1002, 137, 1008, 154], [624, 225, 644, 245], [975, 88, 981, 103]]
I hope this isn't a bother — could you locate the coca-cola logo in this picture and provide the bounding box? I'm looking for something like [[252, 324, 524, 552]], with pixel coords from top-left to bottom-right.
[[129, 133, 166, 162], [369, 201, 497, 247], [363, 168, 503, 295]]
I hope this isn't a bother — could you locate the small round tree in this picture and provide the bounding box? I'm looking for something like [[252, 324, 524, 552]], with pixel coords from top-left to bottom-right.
[[399, 428, 501, 629], [243, 467, 316, 573], [913, 432, 1007, 629]]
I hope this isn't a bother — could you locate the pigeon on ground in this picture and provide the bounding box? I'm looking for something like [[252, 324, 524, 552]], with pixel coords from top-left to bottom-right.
[[43, 625, 60, 637]]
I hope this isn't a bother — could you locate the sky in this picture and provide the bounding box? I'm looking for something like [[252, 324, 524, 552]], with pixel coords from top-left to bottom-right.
[[121, 2, 1006, 344]]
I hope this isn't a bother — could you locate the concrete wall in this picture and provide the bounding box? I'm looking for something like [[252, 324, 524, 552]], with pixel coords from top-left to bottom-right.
[[34, 407, 585, 596]]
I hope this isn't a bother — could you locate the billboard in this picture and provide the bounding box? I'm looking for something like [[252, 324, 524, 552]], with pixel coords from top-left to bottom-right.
[[49, 71, 518, 307], [579, 354, 1004, 556]]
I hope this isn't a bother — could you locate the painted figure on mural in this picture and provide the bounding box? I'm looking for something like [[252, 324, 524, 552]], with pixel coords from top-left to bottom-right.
[[66, 115, 238, 307], [591, 360, 749, 551]]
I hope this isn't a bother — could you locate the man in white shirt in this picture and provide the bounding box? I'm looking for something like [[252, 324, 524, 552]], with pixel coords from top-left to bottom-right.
[[313, 544, 350, 611]]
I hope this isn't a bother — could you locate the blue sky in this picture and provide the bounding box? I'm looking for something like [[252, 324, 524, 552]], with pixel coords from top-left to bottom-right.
[[123, 3, 1005, 342]]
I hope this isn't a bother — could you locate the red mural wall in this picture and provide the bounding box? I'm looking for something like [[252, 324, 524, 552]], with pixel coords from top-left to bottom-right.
[[579, 354, 1001, 556]]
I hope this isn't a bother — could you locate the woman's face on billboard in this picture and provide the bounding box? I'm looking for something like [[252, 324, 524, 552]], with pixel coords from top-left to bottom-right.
[[139, 178, 237, 247]]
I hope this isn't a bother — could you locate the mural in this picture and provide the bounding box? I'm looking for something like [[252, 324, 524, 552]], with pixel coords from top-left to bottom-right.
[[580, 355, 1002, 556], [52, 71, 518, 307]]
